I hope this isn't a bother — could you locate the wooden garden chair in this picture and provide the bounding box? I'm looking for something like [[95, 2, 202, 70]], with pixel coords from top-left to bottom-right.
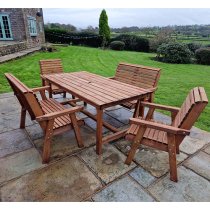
[[5, 73, 84, 164], [110, 63, 161, 116], [39, 59, 67, 98], [124, 87, 208, 182]]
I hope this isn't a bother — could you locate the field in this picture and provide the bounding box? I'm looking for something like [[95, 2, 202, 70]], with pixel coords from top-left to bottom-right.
[[0, 46, 209, 131]]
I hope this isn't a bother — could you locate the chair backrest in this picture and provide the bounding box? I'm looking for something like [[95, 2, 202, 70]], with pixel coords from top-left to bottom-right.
[[114, 63, 161, 89], [173, 87, 208, 130], [39, 59, 63, 75], [5, 73, 44, 122]]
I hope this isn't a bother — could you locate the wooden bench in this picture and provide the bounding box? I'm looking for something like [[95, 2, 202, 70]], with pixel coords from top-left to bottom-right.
[[125, 87, 208, 182], [40, 59, 67, 98], [5, 73, 84, 163], [110, 62, 161, 112]]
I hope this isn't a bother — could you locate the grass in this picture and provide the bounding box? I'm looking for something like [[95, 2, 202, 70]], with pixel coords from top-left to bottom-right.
[[0, 45, 210, 132]]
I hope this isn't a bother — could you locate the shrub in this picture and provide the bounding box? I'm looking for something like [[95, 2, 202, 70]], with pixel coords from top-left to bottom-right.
[[157, 43, 192, 64], [195, 47, 210, 65], [187, 42, 202, 53], [109, 41, 125, 51], [45, 28, 102, 48], [150, 28, 174, 52], [113, 34, 149, 52]]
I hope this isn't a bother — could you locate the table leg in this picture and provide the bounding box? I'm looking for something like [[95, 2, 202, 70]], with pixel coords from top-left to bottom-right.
[[96, 109, 103, 155]]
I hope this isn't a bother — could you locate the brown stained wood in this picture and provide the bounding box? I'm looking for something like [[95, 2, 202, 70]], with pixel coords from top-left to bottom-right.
[[102, 128, 128, 144], [44, 72, 152, 109], [39, 59, 67, 97], [20, 108, 26, 129], [5, 73, 84, 164], [70, 113, 84, 148], [167, 133, 178, 182], [125, 87, 208, 182], [111, 63, 161, 111], [96, 109, 103, 155], [42, 119, 54, 164], [125, 125, 147, 165]]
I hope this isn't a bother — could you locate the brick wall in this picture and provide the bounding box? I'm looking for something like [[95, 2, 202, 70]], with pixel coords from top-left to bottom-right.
[[0, 8, 45, 51], [22, 8, 45, 48], [0, 8, 26, 41], [0, 42, 27, 56]]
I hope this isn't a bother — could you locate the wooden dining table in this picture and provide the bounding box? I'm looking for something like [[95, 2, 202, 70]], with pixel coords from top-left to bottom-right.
[[42, 71, 153, 155]]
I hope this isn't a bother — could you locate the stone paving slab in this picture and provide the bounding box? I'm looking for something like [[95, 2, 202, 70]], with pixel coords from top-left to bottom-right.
[[184, 151, 210, 181], [180, 136, 208, 155], [0, 156, 102, 201], [25, 123, 44, 141], [190, 126, 210, 144], [148, 166, 210, 201], [129, 167, 157, 188], [0, 97, 20, 115], [79, 144, 136, 184], [115, 139, 188, 177], [92, 176, 155, 202], [0, 148, 44, 185], [133, 146, 188, 178], [106, 108, 133, 125], [0, 92, 14, 99], [34, 125, 96, 161], [0, 113, 34, 133], [84, 118, 109, 134], [204, 145, 210, 155], [0, 129, 32, 158]]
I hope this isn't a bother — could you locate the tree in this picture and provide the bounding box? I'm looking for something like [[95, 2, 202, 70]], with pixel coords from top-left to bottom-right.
[[99, 9, 110, 48]]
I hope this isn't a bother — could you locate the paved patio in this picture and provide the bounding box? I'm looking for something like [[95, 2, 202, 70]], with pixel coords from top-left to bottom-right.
[[0, 92, 210, 202]]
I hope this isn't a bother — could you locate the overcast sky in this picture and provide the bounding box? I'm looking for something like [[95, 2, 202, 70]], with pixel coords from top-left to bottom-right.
[[43, 8, 210, 29]]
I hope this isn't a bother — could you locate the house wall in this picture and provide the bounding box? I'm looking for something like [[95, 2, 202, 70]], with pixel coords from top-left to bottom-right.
[[0, 8, 26, 42], [22, 8, 45, 48]]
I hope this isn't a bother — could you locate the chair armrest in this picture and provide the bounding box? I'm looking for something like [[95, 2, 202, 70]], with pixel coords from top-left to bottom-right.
[[36, 106, 83, 122], [129, 118, 190, 135], [107, 76, 115, 79], [141, 101, 180, 113], [31, 86, 50, 93]]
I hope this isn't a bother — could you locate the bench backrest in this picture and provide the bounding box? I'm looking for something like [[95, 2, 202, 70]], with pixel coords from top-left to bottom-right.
[[5, 73, 44, 122], [114, 63, 161, 89], [39, 59, 63, 75], [173, 87, 208, 130]]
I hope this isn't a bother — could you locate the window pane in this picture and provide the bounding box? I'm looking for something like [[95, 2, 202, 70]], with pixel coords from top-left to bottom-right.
[[1, 15, 11, 39], [0, 23, 3, 38]]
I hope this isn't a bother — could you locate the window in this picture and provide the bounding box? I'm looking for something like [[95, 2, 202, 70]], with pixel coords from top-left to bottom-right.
[[28, 16, 37, 36], [0, 14, 13, 40]]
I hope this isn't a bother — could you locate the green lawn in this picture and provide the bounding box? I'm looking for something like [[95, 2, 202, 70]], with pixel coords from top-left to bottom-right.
[[0, 46, 209, 132]]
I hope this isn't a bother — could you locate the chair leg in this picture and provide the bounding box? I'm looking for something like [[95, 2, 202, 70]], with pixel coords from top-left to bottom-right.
[[125, 125, 146, 165], [42, 120, 54, 164], [63, 92, 66, 98], [70, 113, 84, 148], [167, 133, 178, 182], [20, 108, 26, 129]]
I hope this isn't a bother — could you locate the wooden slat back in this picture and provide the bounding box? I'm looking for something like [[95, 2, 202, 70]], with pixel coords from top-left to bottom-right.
[[39, 59, 63, 75], [5, 73, 44, 121], [173, 87, 208, 130], [114, 63, 161, 89]]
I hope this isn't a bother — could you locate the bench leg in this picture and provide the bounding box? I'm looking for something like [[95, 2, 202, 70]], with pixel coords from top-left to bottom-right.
[[42, 120, 54, 164], [168, 133, 178, 182], [20, 108, 26, 129], [70, 113, 84, 148], [63, 92, 66, 98], [125, 125, 146, 165]]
